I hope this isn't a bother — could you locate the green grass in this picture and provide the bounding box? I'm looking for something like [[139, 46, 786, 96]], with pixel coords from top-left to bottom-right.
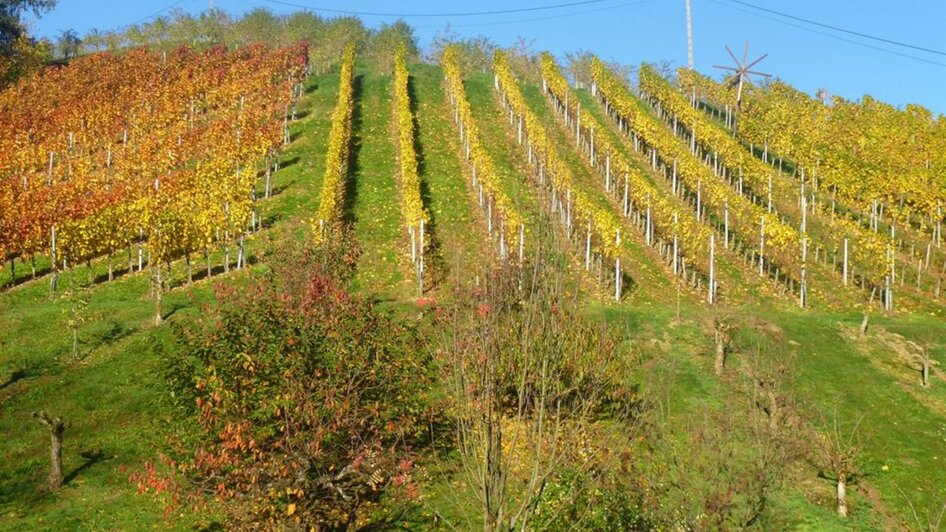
[[346, 64, 413, 297], [409, 64, 486, 292], [593, 299, 946, 528]]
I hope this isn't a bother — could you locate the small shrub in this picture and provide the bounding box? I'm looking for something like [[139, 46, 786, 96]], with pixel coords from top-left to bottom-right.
[[158, 237, 440, 528]]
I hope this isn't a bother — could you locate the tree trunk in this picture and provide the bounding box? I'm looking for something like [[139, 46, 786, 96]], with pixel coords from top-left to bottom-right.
[[50, 226, 58, 293], [836, 475, 848, 517], [715, 330, 726, 375], [33, 412, 67, 490], [922, 353, 930, 388], [154, 264, 163, 326]]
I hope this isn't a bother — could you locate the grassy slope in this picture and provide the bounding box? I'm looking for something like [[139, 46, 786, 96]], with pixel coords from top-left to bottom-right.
[[409, 64, 486, 291], [575, 74, 946, 525], [0, 67, 337, 530], [554, 76, 946, 526], [347, 64, 412, 298], [3, 58, 946, 532]]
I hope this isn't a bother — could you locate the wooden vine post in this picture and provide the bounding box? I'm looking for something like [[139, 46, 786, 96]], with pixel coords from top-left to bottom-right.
[[615, 230, 622, 301], [708, 233, 716, 304]]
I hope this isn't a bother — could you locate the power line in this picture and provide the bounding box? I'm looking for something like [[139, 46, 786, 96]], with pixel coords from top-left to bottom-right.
[[258, 0, 616, 18], [408, 0, 657, 29], [723, 0, 946, 57], [710, 0, 946, 68]]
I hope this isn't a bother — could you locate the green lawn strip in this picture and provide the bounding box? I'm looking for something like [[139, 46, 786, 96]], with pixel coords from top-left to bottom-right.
[[773, 309, 946, 523], [408, 63, 486, 294], [347, 64, 412, 297], [0, 69, 335, 529], [574, 88, 770, 306]]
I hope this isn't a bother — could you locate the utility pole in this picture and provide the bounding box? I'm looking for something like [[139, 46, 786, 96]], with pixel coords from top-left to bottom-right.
[[686, 0, 694, 70]]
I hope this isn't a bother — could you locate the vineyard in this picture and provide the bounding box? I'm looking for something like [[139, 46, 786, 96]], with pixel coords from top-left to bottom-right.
[[1, 15, 945, 531], [0, 43, 308, 324]]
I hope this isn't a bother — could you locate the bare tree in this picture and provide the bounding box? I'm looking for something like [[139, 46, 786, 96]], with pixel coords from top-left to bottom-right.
[[564, 50, 594, 89], [441, 257, 634, 530], [813, 409, 864, 518], [505, 37, 540, 84], [860, 287, 877, 336], [742, 344, 800, 433], [33, 411, 69, 489], [920, 346, 932, 388], [645, 343, 801, 529], [711, 314, 735, 376]]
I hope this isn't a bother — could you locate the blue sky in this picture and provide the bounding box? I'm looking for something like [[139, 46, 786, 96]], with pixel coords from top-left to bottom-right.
[[27, 0, 946, 115]]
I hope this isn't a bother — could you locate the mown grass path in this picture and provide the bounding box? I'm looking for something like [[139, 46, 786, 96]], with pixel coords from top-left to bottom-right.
[[409, 64, 485, 292], [347, 65, 411, 297]]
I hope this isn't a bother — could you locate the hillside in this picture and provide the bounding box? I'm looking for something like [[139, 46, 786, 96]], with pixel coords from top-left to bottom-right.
[[1, 26, 945, 530]]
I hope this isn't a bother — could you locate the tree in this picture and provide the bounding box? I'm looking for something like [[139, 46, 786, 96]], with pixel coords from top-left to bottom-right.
[[283, 10, 323, 46], [564, 49, 593, 89], [158, 237, 438, 527], [813, 409, 864, 518], [0, 0, 56, 85], [232, 8, 280, 46], [196, 9, 231, 44], [33, 411, 69, 490], [56, 28, 80, 59], [643, 344, 801, 529], [61, 287, 90, 363], [82, 28, 105, 52], [366, 19, 417, 73], [0, 0, 55, 51], [144, 16, 170, 47], [428, 25, 496, 74], [711, 313, 735, 375], [441, 260, 637, 530]]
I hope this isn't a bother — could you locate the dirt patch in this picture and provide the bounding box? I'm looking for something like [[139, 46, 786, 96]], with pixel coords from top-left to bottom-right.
[[747, 315, 785, 339], [859, 480, 902, 531], [843, 324, 943, 383]]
